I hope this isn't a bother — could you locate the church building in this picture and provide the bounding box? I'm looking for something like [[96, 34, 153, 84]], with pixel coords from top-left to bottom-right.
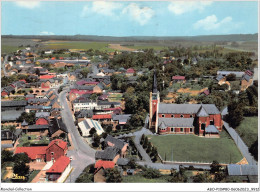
[[149, 71, 223, 138]]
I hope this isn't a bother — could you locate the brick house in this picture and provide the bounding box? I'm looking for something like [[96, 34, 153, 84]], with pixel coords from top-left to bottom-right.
[[36, 116, 49, 125], [172, 76, 186, 83], [45, 139, 68, 161]]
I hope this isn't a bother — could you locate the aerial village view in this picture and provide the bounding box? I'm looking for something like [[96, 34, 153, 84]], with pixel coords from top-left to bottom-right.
[[1, 1, 259, 190]]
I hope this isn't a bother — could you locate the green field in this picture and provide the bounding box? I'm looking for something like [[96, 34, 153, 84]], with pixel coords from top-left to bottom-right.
[[126, 45, 168, 51], [1, 45, 19, 54], [122, 174, 169, 183], [41, 41, 115, 51], [148, 130, 243, 164], [236, 116, 258, 147]]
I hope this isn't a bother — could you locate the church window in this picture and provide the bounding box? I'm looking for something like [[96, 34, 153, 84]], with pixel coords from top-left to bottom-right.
[[171, 114, 174, 118], [180, 115, 184, 118], [162, 114, 165, 117], [190, 115, 193, 118]]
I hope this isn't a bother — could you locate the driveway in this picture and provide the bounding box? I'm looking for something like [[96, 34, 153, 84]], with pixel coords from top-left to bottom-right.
[[223, 121, 257, 165]]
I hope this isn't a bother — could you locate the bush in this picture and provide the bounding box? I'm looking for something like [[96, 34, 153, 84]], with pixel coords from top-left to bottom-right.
[[1, 150, 13, 163], [75, 164, 94, 183], [142, 168, 161, 179], [105, 168, 122, 183]]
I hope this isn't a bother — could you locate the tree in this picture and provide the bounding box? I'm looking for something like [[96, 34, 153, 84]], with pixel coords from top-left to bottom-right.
[[1, 150, 13, 163], [105, 125, 112, 133], [13, 161, 29, 176], [226, 73, 236, 81], [127, 158, 137, 169], [249, 139, 258, 161], [90, 94, 98, 101], [192, 172, 212, 183], [75, 164, 95, 183], [80, 68, 91, 78], [13, 153, 30, 164], [146, 142, 152, 154], [168, 171, 188, 183], [92, 133, 101, 147], [35, 68, 40, 76], [214, 172, 226, 182], [140, 134, 145, 145], [142, 167, 161, 179], [105, 168, 122, 183], [89, 127, 97, 137], [227, 101, 244, 128], [150, 146, 158, 162], [17, 112, 36, 125], [143, 137, 148, 149], [210, 160, 221, 174]]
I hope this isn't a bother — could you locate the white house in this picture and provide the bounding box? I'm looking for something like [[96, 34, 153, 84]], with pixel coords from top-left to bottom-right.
[[78, 118, 104, 137]]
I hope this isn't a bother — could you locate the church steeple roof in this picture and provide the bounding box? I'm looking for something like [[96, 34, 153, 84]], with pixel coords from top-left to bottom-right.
[[152, 70, 158, 93]]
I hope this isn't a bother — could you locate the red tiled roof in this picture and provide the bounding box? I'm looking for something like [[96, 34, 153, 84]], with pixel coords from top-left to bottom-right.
[[95, 160, 115, 169], [19, 79, 26, 83], [203, 89, 210, 95], [92, 114, 112, 120], [46, 156, 70, 173], [245, 70, 253, 76], [40, 75, 55, 79], [76, 80, 98, 86], [15, 146, 48, 160], [172, 76, 185, 80], [126, 68, 135, 73], [47, 139, 67, 150], [103, 107, 121, 111]]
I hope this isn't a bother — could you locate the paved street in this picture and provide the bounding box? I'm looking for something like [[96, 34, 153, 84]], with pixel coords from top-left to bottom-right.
[[59, 89, 96, 182], [223, 121, 257, 165], [91, 63, 99, 75]]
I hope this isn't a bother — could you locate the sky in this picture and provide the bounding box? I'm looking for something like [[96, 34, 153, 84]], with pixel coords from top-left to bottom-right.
[[1, 1, 258, 36]]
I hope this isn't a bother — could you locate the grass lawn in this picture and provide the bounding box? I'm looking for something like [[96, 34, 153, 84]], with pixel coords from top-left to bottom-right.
[[148, 130, 243, 164], [122, 174, 170, 183], [236, 116, 258, 147], [27, 170, 40, 183], [17, 134, 50, 147]]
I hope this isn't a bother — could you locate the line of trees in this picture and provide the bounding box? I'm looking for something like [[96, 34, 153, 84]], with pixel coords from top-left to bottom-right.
[[140, 134, 158, 162]]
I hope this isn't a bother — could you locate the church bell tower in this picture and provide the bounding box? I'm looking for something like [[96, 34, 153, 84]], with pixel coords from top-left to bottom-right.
[[149, 70, 160, 132]]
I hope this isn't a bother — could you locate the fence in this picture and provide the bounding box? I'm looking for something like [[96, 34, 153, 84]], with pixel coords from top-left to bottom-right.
[[158, 154, 228, 166]]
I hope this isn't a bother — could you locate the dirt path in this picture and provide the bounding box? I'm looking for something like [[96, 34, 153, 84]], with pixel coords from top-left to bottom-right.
[[108, 44, 136, 51]]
